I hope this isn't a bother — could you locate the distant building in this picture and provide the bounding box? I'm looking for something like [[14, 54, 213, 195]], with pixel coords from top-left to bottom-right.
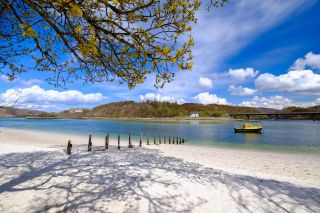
[[190, 111, 199, 118], [68, 108, 84, 114]]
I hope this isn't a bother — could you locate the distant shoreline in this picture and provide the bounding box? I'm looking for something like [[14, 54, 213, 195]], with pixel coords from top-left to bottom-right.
[[14, 116, 318, 122], [7, 116, 248, 123]]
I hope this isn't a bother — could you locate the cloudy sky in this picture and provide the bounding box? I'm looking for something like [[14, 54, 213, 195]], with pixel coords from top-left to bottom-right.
[[1, 0, 320, 111]]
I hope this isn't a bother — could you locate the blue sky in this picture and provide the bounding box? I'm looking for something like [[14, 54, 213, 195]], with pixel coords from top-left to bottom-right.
[[1, 0, 320, 111]]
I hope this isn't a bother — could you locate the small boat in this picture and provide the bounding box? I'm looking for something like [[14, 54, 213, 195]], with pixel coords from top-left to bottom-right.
[[234, 123, 263, 133]]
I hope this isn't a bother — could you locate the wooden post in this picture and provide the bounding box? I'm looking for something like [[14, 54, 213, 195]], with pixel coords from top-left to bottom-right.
[[176, 137, 178, 145], [182, 138, 185, 144], [159, 135, 161, 144], [169, 136, 171, 144], [105, 134, 109, 150], [88, 135, 92, 151], [147, 136, 150, 145], [139, 133, 142, 147], [67, 140, 72, 155], [154, 135, 156, 145], [164, 136, 166, 144], [179, 137, 182, 144], [118, 134, 120, 150], [172, 136, 174, 144], [128, 133, 133, 148]]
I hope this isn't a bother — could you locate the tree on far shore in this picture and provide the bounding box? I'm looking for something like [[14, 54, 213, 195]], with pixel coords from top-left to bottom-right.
[[0, 0, 228, 88]]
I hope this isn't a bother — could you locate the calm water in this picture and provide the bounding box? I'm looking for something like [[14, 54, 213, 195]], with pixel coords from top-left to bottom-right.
[[0, 118, 319, 153]]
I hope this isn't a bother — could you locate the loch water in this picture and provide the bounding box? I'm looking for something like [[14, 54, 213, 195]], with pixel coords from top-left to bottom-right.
[[0, 118, 319, 153]]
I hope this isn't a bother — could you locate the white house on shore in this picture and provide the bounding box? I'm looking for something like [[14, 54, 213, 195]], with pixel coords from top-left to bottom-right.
[[68, 108, 85, 114], [190, 111, 199, 118]]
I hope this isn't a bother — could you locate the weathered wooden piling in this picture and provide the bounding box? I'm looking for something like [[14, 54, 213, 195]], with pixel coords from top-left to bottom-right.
[[147, 136, 150, 145], [105, 134, 109, 150], [164, 136, 166, 144], [154, 135, 156, 145], [176, 137, 178, 144], [128, 133, 133, 148], [88, 135, 92, 151], [139, 133, 142, 147], [182, 138, 185, 144], [118, 134, 120, 150], [169, 136, 171, 144], [67, 140, 72, 155], [179, 137, 182, 144], [159, 135, 161, 144], [172, 136, 174, 144]]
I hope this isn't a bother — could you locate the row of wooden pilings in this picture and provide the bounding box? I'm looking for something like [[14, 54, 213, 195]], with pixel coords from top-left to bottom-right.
[[67, 134, 187, 155]]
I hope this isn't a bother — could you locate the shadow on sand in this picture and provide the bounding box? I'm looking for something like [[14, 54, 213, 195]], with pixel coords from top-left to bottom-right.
[[0, 145, 319, 212]]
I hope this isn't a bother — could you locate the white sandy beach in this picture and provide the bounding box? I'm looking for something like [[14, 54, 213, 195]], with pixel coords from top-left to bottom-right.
[[0, 127, 319, 213]]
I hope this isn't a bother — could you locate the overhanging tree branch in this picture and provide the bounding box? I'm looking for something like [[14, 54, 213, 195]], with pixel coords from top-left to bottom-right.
[[0, 0, 228, 88]]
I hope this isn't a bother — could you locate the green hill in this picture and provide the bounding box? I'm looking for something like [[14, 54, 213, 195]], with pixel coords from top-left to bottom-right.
[[68, 101, 261, 118], [3, 101, 319, 119], [0, 106, 44, 117]]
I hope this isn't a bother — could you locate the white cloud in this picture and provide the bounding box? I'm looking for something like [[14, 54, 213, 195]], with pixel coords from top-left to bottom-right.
[[193, 92, 228, 105], [255, 70, 320, 94], [228, 85, 256, 96], [228, 68, 259, 82], [199, 77, 213, 89], [241, 96, 320, 109], [291, 52, 320, 70], [1, 74, 43, 86], [0, 85, 105, 110], [240, 96, 293, 109], [139, 93, 185, 104], [18, 79, 43, 87]]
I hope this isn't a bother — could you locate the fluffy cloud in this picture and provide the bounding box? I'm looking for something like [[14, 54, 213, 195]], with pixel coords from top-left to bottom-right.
[[198, 77, 213, 89], [228, 85, 256, 96], [255, 70, 320, 94], [241, 96, 320, 109], [0, 85, 105, 110], [228, 68, 259, 82], [291, 52, 320, 70], [193, 92, 228, 105], [139, 93, 185, 104], [240, 96, 293, 109]]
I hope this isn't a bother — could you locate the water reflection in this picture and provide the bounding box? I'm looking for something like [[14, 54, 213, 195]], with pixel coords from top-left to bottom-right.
[[190, 121, 199, 125], [242, 133, 262, 143]]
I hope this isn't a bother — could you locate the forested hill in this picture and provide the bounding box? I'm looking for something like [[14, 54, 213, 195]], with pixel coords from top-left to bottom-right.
[[2, 101, 319, 118], [59, 101, 261, 118], [0, 106, 44, 117], [70, 101, 320, 118]]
